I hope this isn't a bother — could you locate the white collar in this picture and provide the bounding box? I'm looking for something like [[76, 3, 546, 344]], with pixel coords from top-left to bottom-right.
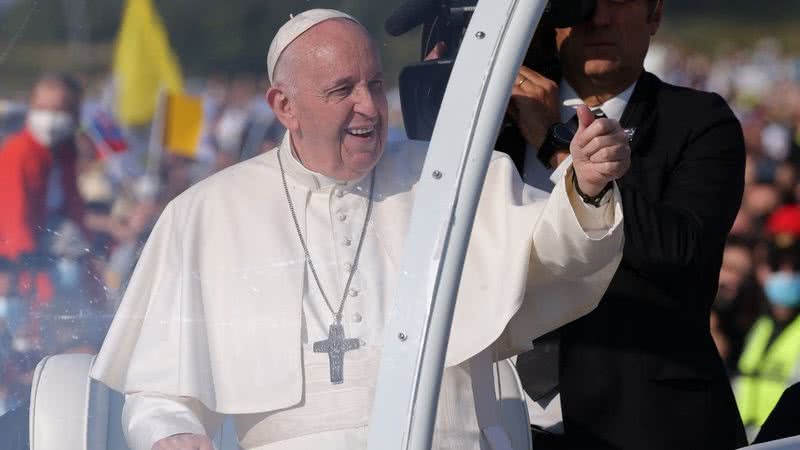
[[558, 80, 637, 122], [280, 132, 370, 192]]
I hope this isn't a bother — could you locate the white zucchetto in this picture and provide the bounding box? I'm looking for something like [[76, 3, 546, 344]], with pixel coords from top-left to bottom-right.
[[267, 9, 361, 83]]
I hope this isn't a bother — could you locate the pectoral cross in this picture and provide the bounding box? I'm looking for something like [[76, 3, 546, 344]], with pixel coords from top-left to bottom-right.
[[313, 322, 360, 384]]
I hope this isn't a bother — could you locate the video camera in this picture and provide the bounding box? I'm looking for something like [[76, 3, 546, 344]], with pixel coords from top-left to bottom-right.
[[388, 0, 596, 142]]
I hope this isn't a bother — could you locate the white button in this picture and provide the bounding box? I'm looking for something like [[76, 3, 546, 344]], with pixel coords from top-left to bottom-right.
[[344, 263, 353, 272], [336, 190, 345, 198], [342, 238, 352, 247], [349, 288, 359, 297], [337, 211, 347, 221], [352, 313, 363, 323]]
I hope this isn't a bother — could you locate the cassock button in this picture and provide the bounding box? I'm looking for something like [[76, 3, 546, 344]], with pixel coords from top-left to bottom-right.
[[337, 211, 347, 222], [342, 238, 352, 247], [349, 288, 359, 297], [336, 190, 345, 198], [344, 263, 353, 272], [352, 313, 363, 323]]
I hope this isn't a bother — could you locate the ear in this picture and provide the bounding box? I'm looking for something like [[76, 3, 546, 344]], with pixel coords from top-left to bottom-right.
[[266, 86, 299, 131], [647, 0, 663, 35]]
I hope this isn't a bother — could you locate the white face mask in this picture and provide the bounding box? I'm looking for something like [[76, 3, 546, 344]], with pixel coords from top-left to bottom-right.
[[27, 109, 76, 147]]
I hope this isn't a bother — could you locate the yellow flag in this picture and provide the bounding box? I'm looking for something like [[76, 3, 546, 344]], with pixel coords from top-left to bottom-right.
[[114, 0, 183, 126], [163, 93, 204, 159]]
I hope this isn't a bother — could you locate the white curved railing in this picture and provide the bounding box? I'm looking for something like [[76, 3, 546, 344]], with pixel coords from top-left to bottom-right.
[[367, 1, 550, 449]]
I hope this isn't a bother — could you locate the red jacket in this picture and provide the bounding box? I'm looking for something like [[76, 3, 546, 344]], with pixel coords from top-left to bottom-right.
[[0, 128, 84, 262]]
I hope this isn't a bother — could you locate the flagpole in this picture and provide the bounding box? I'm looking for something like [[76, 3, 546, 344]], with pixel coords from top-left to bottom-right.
[[145, 89, 167, 189], [367, 1, 548, 449]]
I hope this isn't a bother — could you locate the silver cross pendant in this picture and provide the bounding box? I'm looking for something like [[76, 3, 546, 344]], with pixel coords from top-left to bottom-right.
[[313, 322, 361, 384]]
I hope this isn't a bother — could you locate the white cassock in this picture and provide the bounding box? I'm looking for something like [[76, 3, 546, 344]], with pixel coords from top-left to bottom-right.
[[90, 133, 623, 450]]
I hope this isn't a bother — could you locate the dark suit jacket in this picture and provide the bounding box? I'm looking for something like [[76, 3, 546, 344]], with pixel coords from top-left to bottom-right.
[[514, 71, 748, 449]]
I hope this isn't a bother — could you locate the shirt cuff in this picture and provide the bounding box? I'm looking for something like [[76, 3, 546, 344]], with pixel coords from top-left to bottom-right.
[[549, 155, 572, 185], [563, 167, 617, 239], [122, 393, 210, 450]]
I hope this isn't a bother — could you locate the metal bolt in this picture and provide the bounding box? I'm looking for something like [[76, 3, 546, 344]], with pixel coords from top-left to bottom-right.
[[475, 31, 486, 39], [398, 332, 408, 341], [432, 170, 443, 179]]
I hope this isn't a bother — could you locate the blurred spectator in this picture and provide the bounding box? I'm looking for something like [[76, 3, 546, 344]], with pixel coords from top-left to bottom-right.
[[210, 74, 282, 171], [730, 209, 757, 240], [735, 206, 800, 436], [742, 183, 780, 226], [714, 236, 763, 371], [0, 100, 27, 143], [0, 73, 87, 313], [94, 177, 162, 307]]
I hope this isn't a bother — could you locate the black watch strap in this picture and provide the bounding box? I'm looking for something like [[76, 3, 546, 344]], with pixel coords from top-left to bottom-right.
[[537, 129, 559, 169], [572, 171, 613, 207], [537, 122, 575, 169]]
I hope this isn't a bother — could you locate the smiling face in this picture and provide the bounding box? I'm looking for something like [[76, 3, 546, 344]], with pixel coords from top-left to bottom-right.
[[267, 19, 388, 181], [555, 0, 662, 101]]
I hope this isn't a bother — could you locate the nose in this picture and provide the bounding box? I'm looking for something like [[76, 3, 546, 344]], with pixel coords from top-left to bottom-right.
[[353, 84, 381, 118], [591, 0, 612, 26]]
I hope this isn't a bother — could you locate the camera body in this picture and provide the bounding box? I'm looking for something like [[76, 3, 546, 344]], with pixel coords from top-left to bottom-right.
[[394, 0, 596, 143]]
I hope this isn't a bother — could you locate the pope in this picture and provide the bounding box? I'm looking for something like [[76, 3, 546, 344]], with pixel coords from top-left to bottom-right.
[[91, 9, 630, 450]]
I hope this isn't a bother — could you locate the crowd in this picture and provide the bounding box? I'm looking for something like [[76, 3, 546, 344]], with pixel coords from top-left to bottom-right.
[[0, 36, 798, 440], [647, 38, 800, 436], [0, 72, 295, 415]]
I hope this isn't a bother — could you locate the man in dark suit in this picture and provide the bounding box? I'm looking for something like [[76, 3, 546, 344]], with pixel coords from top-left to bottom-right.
[[507, 0, 748, 448]]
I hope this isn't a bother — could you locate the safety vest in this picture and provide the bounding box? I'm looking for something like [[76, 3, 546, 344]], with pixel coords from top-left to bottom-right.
[[736, 315, 800, 426]]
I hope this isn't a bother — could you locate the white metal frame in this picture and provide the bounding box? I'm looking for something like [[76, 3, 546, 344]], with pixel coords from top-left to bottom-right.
[[367, 1, 550, 449]]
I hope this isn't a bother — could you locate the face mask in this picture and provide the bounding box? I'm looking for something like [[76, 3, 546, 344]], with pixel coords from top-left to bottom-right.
[[27, 109, 76, 147], [764, 272, 800, 308]]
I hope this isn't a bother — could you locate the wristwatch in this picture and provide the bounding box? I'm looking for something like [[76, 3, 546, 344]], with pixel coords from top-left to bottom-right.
[[572, 171, 613, 207], [537, 122, 575, 169]]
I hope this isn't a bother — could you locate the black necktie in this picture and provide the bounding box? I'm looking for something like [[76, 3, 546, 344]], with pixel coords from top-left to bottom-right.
[[516, 329, 561, 401]]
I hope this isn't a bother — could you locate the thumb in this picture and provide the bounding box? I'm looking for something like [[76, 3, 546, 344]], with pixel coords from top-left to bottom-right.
[[575, 105, 596, 133]]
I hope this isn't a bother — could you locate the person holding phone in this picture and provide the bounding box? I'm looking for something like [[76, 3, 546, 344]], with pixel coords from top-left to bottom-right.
[[506, 1, 748, 449]]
